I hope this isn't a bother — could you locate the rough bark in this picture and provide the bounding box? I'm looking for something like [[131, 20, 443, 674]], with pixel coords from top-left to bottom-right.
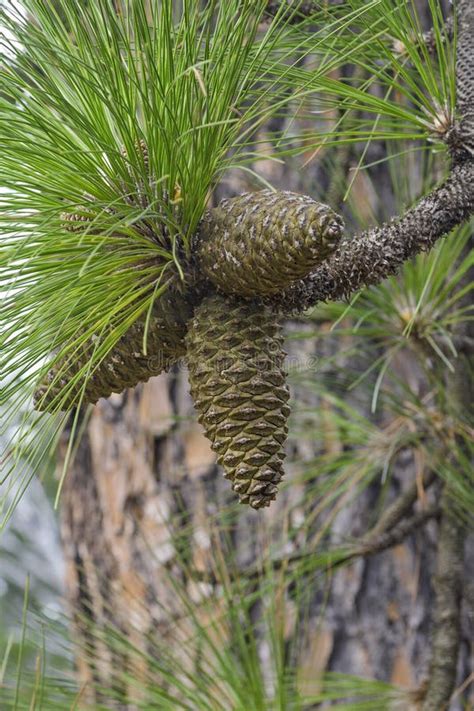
[[272, 161, 474, 312], [60, 338, 473, 709], [456, 0, 474, 155], [429, 0, 474, 657], [421, 499, 465, 711]]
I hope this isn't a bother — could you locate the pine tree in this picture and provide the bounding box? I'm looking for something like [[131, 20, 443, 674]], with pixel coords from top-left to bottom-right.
[[0, 1, 472, 709]]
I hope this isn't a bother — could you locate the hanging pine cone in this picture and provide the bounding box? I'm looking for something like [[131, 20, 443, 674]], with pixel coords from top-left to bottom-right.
[[37, 143, 191, 412], [34, 289, 191, 411], [120, 138, 150, 209], [195, 190, 343, 297], [186, 293, 290, 509]]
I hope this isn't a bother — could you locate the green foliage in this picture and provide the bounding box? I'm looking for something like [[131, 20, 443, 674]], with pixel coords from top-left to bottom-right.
[[0, 0, 273, 413], [260, 0, 456, 163], [307, 195, 473, 520], [0, 561, 405, 711], [0, 2, 471, 708], [0, 0, 458, 517], [0, 0, 330, 525], [0, 0, 456, 412], [0, 0, 384, 519]]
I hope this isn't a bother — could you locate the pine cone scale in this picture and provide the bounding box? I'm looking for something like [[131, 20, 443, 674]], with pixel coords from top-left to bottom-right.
[[35, 290, 190, 410], [197, 190, 344, 297], [186, 294, 290, 508]]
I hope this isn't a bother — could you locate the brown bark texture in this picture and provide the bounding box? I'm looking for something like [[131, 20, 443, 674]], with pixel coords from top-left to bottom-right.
[[60, 337, 473, 709]]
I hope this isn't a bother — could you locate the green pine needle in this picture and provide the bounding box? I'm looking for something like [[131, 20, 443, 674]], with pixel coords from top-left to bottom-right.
[[0, 0, 460, 523]]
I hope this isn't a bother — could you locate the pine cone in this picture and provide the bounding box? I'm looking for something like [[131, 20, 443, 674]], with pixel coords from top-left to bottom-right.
[[61, 205, 101, 232], [34, 289, 191, 411], [186, 293, 290, 508], [196, 190, 343, 297], [122, 138, 149, 172]]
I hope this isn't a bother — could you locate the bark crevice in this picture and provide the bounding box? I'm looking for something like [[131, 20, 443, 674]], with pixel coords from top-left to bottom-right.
[[421, 497, 466, 711]]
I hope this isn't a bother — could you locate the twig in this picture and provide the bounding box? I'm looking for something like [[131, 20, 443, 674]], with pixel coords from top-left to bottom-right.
[[354, 504, 440, 559], [284, 504, 439, 571], [189, 504, 440, 585], [368, 469, 436, 539]]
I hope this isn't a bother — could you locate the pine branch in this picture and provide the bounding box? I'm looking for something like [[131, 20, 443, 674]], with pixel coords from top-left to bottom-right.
[[365, 469, 436, 538], [189, 503, 440, 585], [32, 0, 474, 408], [353, 504, 440, 560], [456, 0, 474, 156], [268, 161, 473, 312], [36, 158, 473, 407], [265, 0, 474, 315]]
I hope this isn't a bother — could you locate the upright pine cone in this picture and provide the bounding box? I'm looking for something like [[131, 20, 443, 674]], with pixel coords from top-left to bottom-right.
[[196, 190, 343, 297], [186, 293, 290, 509]]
